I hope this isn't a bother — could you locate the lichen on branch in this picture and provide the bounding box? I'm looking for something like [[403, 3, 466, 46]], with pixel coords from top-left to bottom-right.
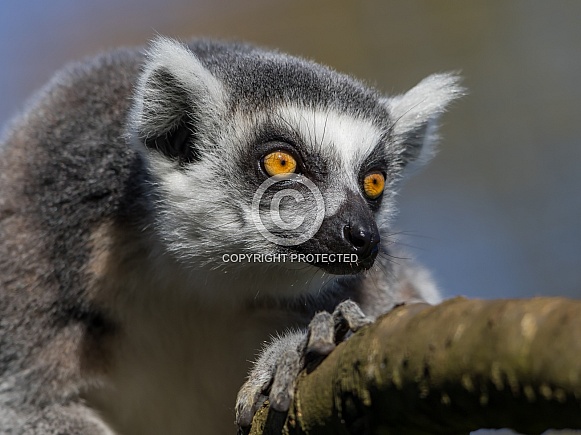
[[249, 297, 581, 435]]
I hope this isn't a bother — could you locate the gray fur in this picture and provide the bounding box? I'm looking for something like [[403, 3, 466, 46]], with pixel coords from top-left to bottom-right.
[[0, 36, 462, 434]]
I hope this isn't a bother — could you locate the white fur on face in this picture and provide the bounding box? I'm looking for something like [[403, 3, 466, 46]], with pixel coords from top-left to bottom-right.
[[145, 104, 387, 276], [266, 105, 384, 216]]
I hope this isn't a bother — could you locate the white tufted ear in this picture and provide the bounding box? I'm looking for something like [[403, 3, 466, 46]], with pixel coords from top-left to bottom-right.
[[383, 73, 464, 166], [129, 37, 226, 164]]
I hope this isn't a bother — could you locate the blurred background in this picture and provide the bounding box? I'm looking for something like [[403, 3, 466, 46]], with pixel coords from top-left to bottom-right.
[[1, 1, 579, 433]]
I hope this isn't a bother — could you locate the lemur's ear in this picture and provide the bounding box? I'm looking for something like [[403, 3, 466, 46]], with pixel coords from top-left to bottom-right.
[[129, 37, 225, 164], [383, 73, 464, 166]]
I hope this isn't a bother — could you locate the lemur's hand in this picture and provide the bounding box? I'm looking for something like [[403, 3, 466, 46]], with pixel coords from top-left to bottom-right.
[[235, 300, 372, 433]]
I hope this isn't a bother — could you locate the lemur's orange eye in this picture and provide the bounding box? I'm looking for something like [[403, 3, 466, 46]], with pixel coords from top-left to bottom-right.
[[263, 151, 297, 176], [363, 171, 385, 200]]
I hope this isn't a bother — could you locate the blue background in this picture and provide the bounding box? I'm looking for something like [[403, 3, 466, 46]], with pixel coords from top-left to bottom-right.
[[1, 2, 580, 433]]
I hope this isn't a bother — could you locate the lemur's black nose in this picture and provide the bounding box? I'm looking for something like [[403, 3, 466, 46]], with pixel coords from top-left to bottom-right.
[[343, 223, 380, 260]]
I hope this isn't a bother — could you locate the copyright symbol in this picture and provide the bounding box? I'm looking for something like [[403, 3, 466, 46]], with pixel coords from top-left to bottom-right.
[[251, 174, 325, 246]]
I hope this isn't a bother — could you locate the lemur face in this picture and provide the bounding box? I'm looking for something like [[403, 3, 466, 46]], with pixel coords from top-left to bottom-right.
[[223, 106, 396, 275], [129, 38, 462, 276]]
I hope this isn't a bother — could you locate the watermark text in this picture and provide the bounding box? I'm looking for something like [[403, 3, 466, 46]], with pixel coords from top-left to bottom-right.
[[222, 253, 359, 264]]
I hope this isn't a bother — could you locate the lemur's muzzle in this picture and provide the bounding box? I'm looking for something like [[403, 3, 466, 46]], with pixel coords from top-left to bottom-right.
[[292, 191, 380, 274]]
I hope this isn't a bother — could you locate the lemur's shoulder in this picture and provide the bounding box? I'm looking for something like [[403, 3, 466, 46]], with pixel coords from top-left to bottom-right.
[[0, 46, 150, 408], [0, 45, 144, 200]]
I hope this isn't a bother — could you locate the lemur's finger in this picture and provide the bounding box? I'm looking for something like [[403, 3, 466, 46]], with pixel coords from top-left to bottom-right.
[[306, 311, 336, 356], [333, 299, 373, 342], [235, 382, 268, 429], [269, 348, 302, 412]]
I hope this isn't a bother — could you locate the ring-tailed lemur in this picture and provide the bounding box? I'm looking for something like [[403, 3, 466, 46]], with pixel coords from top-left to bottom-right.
[[0, 37, 462, 434]]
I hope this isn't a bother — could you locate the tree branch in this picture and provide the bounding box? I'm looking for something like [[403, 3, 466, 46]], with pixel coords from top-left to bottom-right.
[[248, 297, 581, 434]]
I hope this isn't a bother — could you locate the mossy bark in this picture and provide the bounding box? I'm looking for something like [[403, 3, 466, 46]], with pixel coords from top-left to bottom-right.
[[249, 297, 581, 435]]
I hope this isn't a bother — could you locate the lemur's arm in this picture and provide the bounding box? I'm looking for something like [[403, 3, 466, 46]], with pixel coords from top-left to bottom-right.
[[235, 249, 441, 431]]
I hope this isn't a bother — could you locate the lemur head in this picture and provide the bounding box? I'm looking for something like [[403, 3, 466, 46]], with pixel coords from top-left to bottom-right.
[[129, 37, 462, 279]]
